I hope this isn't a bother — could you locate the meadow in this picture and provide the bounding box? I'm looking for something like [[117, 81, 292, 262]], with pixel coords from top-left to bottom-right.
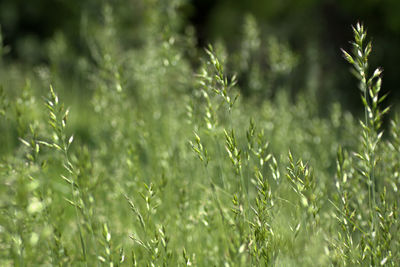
[[0, 3, 399, 266]]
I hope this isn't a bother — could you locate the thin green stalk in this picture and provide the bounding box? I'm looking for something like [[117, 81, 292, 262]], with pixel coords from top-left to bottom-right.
[[204, 166, 226, 223], [213, 135, 226, 189], [65, 150, 89, 266], [342, 22, 389, 264], [227, 109, 250, 216], [238, 166, 250, 217]]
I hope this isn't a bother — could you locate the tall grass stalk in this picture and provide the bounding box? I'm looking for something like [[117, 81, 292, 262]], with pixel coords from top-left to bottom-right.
[[341, 22, 391, 265]]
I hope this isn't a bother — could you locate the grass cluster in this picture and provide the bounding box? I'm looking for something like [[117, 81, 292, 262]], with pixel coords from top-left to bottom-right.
[[0, 3, 399, 266]]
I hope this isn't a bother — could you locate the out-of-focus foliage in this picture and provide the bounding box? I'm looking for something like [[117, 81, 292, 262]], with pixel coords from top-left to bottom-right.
[[2, 0, 400, 106], [193, 0, 400, 107]]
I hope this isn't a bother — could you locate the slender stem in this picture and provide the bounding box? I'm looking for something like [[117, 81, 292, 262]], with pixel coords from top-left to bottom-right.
[[239, 167, 250, 216], [213, 133, 226, 189], [360, 37, 378, 261]]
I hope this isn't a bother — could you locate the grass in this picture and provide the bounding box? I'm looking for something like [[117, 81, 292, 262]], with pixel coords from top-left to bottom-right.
[[0, 4, 399, 266]]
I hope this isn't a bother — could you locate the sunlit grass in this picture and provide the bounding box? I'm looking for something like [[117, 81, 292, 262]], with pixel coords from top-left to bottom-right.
[[0, 6, 398, 266]]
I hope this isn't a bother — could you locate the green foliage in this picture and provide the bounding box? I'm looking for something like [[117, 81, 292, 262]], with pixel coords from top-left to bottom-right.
[[0, 4, 399, 267]]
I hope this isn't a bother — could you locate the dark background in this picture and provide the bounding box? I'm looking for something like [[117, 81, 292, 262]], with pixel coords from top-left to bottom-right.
[[1, 0, 399, 110]]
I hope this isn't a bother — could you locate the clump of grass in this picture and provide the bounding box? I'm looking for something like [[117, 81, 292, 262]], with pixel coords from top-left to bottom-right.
[[0, 3, 399, 265]]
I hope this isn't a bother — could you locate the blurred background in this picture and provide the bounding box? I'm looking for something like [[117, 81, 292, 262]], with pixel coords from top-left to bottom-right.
[[1, 0, 400, 110]]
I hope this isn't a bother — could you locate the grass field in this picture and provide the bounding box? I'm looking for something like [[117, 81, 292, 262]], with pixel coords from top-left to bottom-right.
[[0, 4, 399, 266]]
